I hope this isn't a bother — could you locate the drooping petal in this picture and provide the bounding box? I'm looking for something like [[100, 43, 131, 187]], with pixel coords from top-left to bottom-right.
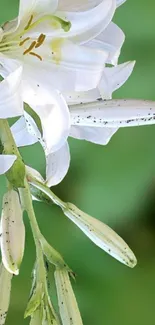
[[0, 155, 17, 175], [57, 0, 116, 44], [46, 142, 70, 187], [70, 125, 118, 145], [11, 116, 38, 147], [99, 61, 135, 99], [70, 99, 155, 127], [0, 263, 13, 325], [24, 89, 70, 154], [87, 22, 125, 65], [54, 269, 83, 325], [0, 65, 23, 118], [63, 203, 137, 267]]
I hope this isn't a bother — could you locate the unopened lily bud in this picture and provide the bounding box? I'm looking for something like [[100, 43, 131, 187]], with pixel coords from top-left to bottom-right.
[[63, 203, 137, 268], [0, 189, 25, 275], [0, 263, 13, 325], [54, 268, 83, 325]]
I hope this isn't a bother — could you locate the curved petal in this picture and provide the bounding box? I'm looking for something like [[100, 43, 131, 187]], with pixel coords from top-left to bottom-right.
[[58, 0, 102, 11], [0, 65, 23, 118], [99, 61, 135, 99], [24, 87, 70, 154], [116, 0, 126, 7], [70, 125, 118, 144], [19, 0, 58, 19], [0, 155, 17, 174], [70, 99, 155, 127], [57, 0, 116, 44], [21, 39, 107, 92], [87, 22, 125, 65], [11, 116, 38, 147], [46, 142, 70, 187]]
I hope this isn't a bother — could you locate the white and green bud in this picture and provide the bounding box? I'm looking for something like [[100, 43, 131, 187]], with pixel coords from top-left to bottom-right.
[[54, 268, 83, 325], [0, 189, 25, 275], [63, 203, 137, 268], [0, 263, 13, 325]]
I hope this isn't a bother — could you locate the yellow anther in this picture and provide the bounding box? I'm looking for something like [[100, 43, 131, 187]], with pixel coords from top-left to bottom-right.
[[29, 52, 42, 61], [35, 33, 46, 48], [19, 37, 30, 46], [23, 41, 36, 55], [24, 15, 34, 30]]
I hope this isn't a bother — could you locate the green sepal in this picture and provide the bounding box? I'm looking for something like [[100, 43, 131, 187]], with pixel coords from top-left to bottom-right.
[[24, 103, 43, 136], [6, 158, 26, 188], [24, 284, 43, 318]]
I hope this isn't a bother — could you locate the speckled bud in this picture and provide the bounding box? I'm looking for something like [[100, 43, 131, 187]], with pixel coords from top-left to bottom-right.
[[0, 263, 12, 325], [0, 189, 25, 275], [54, 268, 83, 325]]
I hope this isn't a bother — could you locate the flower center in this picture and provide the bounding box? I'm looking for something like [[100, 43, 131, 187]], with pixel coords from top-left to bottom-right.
[[0, 14, 71, 61]]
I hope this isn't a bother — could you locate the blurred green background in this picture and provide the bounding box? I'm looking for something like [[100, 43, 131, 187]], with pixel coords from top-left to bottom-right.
[[1, 0, 155, 324]]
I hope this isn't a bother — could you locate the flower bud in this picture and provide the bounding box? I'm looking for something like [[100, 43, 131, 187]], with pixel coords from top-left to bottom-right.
[[54, 268, 83, 325], [63, 203, 137, 268], [0, 189, 25, 275], [0, 263, 12, 325]]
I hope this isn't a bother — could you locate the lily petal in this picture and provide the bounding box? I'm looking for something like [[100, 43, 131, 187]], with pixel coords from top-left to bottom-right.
[[58, 0, 101, 11], [46, 142, 70, 187], [0, 65, 23, 118], [87, 22, 125, 65], [25, 89, 70, 154], [21, 39, 107, 92], [70, 99, 155, 127], [0, 155, 17, 175], [70, 125, 118, 144], [99, 61, 135, 99], [116, 0, 126, 7], [58, 0, 116, 44], [19, 0, 58, 20], [11, 116, 38, 147]]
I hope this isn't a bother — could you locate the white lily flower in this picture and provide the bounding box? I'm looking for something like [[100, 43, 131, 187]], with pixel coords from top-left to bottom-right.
[[54, 268, 83, 325], [0, 263, 13, 325], [0, 0, 126, 153], [0, 189, 25, 275]]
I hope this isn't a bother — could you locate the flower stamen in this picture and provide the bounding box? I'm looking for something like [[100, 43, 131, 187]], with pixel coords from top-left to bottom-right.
[[35, 34, 46, 49], [29, 52, 42, 61], [23, 41, 36, 55], [24, 15, 34, 30], [19, 37, 30, 46]]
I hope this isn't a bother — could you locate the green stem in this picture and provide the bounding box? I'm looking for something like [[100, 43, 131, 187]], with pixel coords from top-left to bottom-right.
[[29, 179, 66, 209], [0, 119, 45, 281]]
